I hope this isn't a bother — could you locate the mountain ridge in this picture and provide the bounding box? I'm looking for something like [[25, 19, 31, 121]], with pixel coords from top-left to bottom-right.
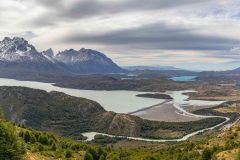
[[55, 48, 124, 74], [0, 37, 124, 75], [123, 65, 181, 71]]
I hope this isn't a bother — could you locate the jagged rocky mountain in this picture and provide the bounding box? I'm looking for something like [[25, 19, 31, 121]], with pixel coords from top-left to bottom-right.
[[0, 37, 64, 78], [0, 37, 43, 62], [55, 48, 123, 74], [0, 37, 124, 77]]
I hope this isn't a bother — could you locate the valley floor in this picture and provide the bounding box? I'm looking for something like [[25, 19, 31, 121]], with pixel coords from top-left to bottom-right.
[[133, 101, 203, 122]]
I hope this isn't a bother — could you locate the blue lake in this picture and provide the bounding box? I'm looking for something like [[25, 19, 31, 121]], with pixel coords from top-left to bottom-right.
[[170, 76, 197, 82]]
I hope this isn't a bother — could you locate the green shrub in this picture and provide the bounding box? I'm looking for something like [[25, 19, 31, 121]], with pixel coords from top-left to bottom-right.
[[99, 154, 106, 160], [202, 148, 213, 160], [51, 143, 57, 151], [37, 144, 44, 151], [19, 130, 24, 137], [30, 135, 37, 144], [23, 131, 31, 143], [84, 151, 94, 160], [65, 150, 72, 158], [0, 118, 25, 160], [38, 134, 49, 145], [238, 148, 240, 160]]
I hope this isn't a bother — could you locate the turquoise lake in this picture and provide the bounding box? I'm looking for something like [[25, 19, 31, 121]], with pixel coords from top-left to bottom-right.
[[170, 76, 197, 81]]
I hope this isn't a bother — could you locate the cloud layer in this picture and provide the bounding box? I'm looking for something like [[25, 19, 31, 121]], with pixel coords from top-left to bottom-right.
[[63, 22, 239, 51], [1, 0, 240, 70]]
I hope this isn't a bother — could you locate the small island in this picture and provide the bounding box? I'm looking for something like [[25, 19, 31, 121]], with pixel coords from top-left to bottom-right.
[[136, 93, 173, 99]]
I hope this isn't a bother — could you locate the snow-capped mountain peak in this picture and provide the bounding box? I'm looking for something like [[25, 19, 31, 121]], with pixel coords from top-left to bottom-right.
[[42, 48, 54, 57], [55, 48, 124, 73], [0, 37, 124, 74], [56, 48, 113, 64], [41, 48, 56, 63], [0, 37, 44, 62]]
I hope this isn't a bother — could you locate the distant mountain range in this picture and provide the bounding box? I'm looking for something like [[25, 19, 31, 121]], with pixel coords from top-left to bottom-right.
[[0, 37, 124, 77], [229, 67, 240, 73], [1, 37, 240, 80], [123, 65, 180, 71]]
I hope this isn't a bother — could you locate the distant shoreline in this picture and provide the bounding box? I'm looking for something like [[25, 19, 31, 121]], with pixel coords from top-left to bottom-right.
[[136, 93, 173, 99]]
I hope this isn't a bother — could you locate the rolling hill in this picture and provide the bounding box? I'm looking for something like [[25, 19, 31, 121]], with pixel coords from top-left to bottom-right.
[[0, 86, 224, 140]]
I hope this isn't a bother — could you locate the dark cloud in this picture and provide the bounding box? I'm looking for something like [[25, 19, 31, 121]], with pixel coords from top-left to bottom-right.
[[25, 0, 212, 26], [60, 0, 211, 19], [62, 23, 239, 51]]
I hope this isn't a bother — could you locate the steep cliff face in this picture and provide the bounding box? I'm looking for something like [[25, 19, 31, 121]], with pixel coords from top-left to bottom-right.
[[108, 114, 141, 136]]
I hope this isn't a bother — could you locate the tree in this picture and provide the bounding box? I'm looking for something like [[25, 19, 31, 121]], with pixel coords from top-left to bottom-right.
[[238, 148, 240, 160], [202, 148, 213, 160], [70, 143, 81, 151], [106, 153, 120, 160], [37, 144, 44, 151], [30, 135, 37, 143], [23, 131, 31, 143], [65, 150, 72, 158], [87, 147, 99, 159], [143, 155, 158, 160], [181, 155, 189, 160], [84, 151, 94, 160], [38, 134, 49, 145], [19, 130, 24, 137], [51, 143, 57, 151], [0, 118, 25, 160], [99, 154, 106, 160], [0, 110, 4, 119]]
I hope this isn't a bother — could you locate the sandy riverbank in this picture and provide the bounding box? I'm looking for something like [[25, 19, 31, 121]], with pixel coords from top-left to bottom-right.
[[132, 101, 204, 122], [132, 90, 224, 122]]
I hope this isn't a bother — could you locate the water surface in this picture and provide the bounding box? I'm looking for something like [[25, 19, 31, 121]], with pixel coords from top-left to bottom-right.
[[0, 78, 223, 113], [0, 78, 163, 113], [170, 76, 197, 81], [167, 90, 224, 106]]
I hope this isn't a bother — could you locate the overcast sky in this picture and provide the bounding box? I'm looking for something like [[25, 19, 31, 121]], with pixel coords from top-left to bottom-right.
[[1, 0, 240, 70]]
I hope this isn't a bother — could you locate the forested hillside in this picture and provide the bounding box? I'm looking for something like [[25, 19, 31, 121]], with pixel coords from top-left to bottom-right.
[[1, 112, 240, 160]]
